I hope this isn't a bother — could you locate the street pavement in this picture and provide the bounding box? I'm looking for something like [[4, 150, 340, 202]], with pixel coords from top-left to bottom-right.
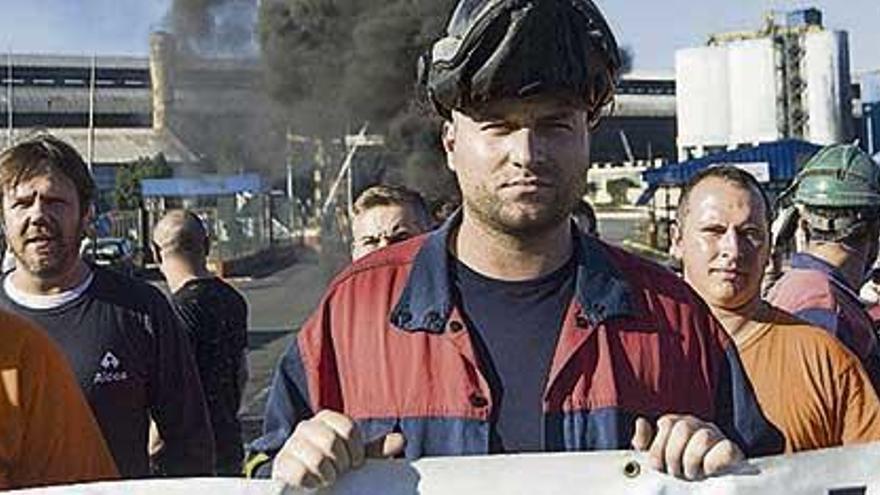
[[233, 246, 334, 441]]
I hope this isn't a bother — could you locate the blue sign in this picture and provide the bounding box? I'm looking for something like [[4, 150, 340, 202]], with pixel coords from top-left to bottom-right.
[[141, 173, 265, 198]]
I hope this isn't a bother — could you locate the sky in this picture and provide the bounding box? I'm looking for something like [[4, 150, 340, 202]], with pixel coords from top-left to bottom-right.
[[0, 0, 877, 72]]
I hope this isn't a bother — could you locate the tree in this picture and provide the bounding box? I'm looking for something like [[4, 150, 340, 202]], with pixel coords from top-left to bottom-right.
[[606, 177, 639, 206], [584, 181, 599, 198], [114, 154, 173, 210]]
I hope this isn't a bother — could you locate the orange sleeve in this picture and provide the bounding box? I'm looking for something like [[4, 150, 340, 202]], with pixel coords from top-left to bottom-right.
[[838, 358, 880, 445], [10, 318, 119, 488]]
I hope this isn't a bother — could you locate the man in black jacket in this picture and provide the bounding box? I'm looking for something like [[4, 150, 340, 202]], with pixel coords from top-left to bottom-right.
[[153, 209, 249, 475]]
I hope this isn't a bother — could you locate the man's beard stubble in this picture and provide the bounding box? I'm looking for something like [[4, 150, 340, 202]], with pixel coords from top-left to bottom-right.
[[465, 179, 583, 239], [14, 231, 83, 279]]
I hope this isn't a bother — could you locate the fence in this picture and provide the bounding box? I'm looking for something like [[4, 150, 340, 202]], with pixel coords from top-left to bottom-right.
[[102, 193, 302, 267]]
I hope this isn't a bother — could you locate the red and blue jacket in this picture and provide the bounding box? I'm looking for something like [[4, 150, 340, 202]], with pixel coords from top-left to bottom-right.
[[249, 216, 782, 474]]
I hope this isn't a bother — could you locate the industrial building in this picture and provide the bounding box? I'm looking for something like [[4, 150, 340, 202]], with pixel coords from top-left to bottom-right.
[[0, 15, 875, 212], [631, 8, 880, 250], [0, 33, 282, 194], [861, 71, 880, 155], [0, 52, 201, 201], [676, 9, 853, 160]]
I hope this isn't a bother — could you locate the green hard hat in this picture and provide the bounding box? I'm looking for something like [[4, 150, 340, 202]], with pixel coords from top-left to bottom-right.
[[785, 144, 880, 208]]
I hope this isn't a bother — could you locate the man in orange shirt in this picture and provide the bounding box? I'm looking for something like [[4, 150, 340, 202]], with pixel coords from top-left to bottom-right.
[[673, 165, 880, 452], [0, 308, 118, 488]]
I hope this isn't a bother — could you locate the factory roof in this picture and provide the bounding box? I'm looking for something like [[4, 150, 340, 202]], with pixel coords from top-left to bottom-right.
[[11, 127, 200, 165], [4, 53, 148, 70]]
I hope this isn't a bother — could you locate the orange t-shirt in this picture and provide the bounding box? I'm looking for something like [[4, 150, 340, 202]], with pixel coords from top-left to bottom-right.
[[735, 306, 880, 453], [0, 310, 119, 489]]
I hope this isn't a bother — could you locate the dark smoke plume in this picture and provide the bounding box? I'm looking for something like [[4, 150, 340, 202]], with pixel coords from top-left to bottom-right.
[[168, 0, 258, 57], [258, 0, 635, 206], [619, 46, 635, 74], [258, 0, 460, 204], [152, 0, 289, 189]]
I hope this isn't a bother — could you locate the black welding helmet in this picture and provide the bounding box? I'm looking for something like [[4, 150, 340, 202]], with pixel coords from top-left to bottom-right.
[[420, 0, 621, 121]]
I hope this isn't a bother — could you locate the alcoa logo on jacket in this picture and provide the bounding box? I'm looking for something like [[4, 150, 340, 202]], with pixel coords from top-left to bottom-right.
[[93, 350, 129, 384]]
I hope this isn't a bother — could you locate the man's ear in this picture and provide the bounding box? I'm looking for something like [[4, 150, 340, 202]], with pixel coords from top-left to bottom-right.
[[669, 221, 684, 260], [441, 120, 456, 173], [80, 203, 96, 237], [798, 217, 811, 244], [151, 242, 163, 266]]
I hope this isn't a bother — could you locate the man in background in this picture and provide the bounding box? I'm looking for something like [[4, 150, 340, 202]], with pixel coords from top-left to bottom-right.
[[350, 184, 432, 260], [767, 144, 880, 391], [674, 165, 880, 452], [153, 209, 249, 475]]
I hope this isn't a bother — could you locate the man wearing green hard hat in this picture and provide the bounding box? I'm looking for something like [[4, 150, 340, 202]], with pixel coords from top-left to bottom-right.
[[768, 144, 880, 391]]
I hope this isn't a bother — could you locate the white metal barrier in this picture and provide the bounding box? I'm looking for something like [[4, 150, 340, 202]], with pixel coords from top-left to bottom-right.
[[13, 442, 880, 494]]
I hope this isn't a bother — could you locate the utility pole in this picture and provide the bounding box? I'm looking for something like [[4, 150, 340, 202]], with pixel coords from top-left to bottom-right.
[[346, 142, 354, 219], [868, 103, 876, 155], [6, 49, 12, 148], [285, 125, 297, 240], [87, 54, 96, 172], [320, 123, 368, 218]]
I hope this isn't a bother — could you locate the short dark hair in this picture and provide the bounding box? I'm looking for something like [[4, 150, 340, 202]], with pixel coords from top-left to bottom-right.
[[677, 165, 773, 228], [353, 184, 432, 227], [0, 134, 95, 215]]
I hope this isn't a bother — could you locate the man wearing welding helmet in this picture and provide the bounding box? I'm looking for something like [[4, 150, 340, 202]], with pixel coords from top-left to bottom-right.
[[248, 0, 783, 488]]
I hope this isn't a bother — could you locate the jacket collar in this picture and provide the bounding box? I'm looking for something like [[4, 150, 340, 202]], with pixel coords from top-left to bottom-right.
[[790, 252, 861, 297], [390, 211, 638, 333]]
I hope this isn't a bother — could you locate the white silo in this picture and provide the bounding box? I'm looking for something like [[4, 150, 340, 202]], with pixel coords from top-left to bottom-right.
[[802, 30, 853, 144], [676, 46, 730, 159], [728, 38, 780, 145]]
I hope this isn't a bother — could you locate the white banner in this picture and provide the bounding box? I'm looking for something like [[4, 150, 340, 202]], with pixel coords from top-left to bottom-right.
[[13, 442, 880, 494]]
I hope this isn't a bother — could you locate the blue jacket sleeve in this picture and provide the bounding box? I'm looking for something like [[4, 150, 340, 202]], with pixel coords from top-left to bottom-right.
[[246, 337, 314, 477], [713, 344, 784, 457], [149, 292, 216, 476], [794, 308, 840, 335]]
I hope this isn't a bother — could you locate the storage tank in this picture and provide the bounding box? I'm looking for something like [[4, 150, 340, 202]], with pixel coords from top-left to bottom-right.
[[676, 46, 731, 156], [728, 38, 780, 144], [802, 30, 853, 144]]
